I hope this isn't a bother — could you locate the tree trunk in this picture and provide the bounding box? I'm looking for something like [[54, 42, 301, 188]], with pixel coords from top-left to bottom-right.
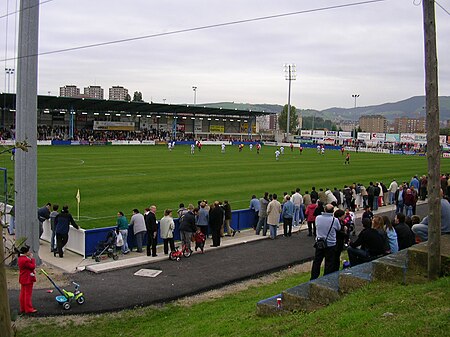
[[0, 238, 12, 337]]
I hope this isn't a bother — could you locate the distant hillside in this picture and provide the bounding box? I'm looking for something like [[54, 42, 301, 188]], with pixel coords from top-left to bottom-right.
[[320, 96, 450, 121], [201, 96, 450, 121], [201, 102, 282, 114]]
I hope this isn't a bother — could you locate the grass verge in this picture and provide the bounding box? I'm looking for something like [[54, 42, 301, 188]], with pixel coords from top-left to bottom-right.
[[15, 270, 449, 337]]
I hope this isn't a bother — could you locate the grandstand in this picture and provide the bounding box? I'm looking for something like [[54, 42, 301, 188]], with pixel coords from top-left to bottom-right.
[[0, 93, 273, 142]]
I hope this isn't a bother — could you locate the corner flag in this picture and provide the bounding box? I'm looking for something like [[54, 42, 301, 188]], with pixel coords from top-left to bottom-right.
[[76, 189, 80, 220]]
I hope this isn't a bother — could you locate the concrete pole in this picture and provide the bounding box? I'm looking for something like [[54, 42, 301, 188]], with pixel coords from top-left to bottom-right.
[[287, 65, 291, 140], [423, 0, 441, 280], [15, 0, 40, 264]]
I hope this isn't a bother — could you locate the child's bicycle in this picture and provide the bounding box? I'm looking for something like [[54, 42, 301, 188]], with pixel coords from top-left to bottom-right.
[[169, 245, 192, 261]]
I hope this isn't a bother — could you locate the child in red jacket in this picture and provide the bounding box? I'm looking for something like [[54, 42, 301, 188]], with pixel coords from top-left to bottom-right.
[[193, 228, 206, 253], [18, 245, 37, 313]]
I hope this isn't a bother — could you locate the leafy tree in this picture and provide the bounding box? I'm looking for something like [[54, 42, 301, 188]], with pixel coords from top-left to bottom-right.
[[125, 93, 131, 102], [132, 91, 143, 102], [278, 104, 298, 133]]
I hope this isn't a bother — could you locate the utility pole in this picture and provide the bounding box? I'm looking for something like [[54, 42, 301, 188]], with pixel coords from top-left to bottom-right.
[[284, 64, 296, 141], [423, 0, 440, 280], [352, 94, 360, 139]]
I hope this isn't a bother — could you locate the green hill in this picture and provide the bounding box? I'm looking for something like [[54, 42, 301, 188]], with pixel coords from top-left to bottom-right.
[[200, 96, 450, 122]]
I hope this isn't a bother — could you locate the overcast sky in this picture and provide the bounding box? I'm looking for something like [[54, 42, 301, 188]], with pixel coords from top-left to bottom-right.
[[1, 0, 449, 110]]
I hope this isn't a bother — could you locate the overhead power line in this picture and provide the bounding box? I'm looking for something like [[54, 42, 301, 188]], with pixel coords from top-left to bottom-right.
[[0, 0, 54, 20], [0, 0, 387, 62], [435, 1, 450, 15]]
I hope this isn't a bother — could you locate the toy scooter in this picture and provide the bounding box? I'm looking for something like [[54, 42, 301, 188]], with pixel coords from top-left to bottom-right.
[[41, 269, 85, 310]]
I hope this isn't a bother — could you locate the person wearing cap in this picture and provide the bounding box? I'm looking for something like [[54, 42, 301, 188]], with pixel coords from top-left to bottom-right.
[[18, 245, 37, 313]]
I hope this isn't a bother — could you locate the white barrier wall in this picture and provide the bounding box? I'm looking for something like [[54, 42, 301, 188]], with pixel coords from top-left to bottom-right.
[[41, 219, 86, 258]]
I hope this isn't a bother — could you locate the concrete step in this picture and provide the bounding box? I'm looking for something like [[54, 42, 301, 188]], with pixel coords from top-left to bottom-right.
[[309, 272, 341, 305], [339, 261, 373, 294], [85, 255, 163, 273], [372, 249, 408, 284], [281, 283, 324, 312], [406, 235, 450, 283], [256, 294, 289, 316]]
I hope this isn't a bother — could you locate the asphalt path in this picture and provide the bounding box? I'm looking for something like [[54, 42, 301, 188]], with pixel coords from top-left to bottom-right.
[[8, 203, 428, 316]]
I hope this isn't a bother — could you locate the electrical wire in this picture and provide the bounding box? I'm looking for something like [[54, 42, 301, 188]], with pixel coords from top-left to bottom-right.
[[0, 0, 54, 20], [0, 0, 387, 63], [435, 1, 450, 15]]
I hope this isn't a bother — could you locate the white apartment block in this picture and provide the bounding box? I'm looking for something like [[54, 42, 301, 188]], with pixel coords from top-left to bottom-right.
[[109, 86, 128, 101]]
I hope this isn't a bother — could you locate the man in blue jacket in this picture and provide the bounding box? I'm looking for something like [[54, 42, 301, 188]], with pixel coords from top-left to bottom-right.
[[282, 195, 294, 237]]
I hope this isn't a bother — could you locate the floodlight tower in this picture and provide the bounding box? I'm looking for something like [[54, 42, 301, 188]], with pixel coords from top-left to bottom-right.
[[284, 64, 296, 140], [192, 86, 197, 105], [5, 68, 15, 93], [352, 94, 360, 109], [351, 94, 360, 140]]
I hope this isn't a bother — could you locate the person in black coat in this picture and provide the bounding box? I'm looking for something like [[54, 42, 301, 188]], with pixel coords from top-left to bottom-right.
[[393, 212, 415, 250], [209, 201, 224, 247], [144, 206, 158, 257], [54, 205, 79, 258], [347, 217, 386, 267]]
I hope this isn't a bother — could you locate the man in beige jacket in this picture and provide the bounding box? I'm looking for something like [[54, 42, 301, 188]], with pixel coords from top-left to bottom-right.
[[267, 194, 282, 240]]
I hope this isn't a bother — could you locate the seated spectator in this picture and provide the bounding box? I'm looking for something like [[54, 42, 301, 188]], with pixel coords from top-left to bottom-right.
[[393, 213, 415, 250], [412, 193, 450, 242], [347, 217, 387, 267], [382, 215, 398, 253], [372, 216, 391, 254]]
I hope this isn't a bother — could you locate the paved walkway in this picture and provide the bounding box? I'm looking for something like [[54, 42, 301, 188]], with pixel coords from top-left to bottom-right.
[[7, 202, 428, 316]]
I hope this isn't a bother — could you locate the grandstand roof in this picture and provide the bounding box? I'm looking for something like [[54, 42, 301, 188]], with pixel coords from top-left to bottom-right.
[[0, 93, 273, 118]]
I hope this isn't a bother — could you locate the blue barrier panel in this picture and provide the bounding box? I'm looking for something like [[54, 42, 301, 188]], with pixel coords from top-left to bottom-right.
[[84, 226, 117, 257], [84, 208, 256, 256], [235, 209, 256, 230], [175, 141, 195, 145], [52, 140, 71, 146]]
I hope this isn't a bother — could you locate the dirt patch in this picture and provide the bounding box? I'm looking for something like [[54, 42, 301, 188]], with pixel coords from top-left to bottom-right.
[[5, 262, 70, 290]]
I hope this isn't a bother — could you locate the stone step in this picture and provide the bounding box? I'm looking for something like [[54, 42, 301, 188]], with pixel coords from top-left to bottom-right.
[[372, 249, 408, 284], [309, 271, 341, 305], [281, 282, 324, 312], [339, 261, 373, 294], [256, 294, 288, 316], [406, 235, 450, 282]]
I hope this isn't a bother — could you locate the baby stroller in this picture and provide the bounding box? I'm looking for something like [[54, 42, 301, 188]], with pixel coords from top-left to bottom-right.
[[92, 230, 119, 262]]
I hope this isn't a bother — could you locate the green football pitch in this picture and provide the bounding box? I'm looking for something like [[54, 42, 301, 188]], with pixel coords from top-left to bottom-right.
[[0, 144, 448, 229]]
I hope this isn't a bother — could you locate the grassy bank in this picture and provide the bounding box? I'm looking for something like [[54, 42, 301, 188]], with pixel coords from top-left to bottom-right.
[[16, 272, 449, 337]]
